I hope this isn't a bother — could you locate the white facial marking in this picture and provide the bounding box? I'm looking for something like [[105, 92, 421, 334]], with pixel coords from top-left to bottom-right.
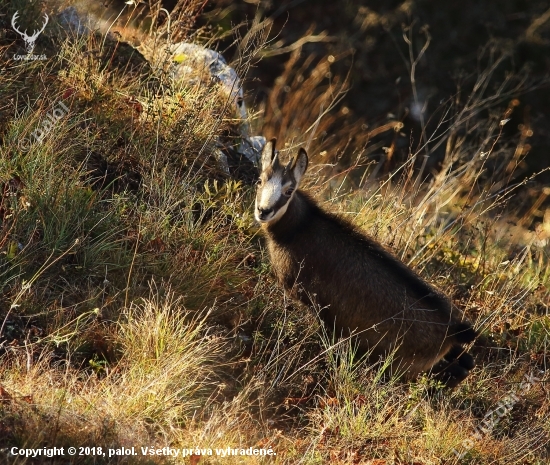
[[258, 173, 282, 210], [255, 177, 295, 224]]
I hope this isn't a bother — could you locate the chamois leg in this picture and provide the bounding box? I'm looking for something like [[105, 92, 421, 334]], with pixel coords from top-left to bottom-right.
[[431, 345, 475, 388]]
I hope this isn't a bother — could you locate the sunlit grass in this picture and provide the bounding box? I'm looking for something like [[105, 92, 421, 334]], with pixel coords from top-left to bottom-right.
[[0, 0, 549, 463]]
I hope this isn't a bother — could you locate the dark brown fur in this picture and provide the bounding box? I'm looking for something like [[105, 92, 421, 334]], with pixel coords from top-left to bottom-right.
[[260, 170, 476, 386]]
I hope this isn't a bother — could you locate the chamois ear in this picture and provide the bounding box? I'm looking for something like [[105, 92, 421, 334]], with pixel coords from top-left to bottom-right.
[[261, 138, 277, 171], [292, 148, 308, 185]]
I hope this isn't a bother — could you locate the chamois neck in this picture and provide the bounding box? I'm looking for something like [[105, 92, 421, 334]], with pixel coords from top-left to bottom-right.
[[264, 190, 311, 241]]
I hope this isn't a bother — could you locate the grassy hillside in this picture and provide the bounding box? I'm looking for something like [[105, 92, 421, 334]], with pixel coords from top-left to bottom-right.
[[0, 1, 549, 464]]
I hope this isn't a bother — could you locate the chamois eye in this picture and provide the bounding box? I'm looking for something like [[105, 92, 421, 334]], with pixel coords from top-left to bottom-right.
[[284, 188, 294, 197], [256, 179, 263, 186]]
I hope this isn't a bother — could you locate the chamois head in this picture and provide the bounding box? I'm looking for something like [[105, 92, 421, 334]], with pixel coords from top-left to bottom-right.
[[255, 138, 308, 224]]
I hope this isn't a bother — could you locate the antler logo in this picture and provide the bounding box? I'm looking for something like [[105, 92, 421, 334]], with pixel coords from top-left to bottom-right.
[[11, 11, 49, 54]]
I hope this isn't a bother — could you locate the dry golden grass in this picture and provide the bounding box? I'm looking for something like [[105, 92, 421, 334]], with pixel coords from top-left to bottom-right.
[[0, 1, 549, 464]]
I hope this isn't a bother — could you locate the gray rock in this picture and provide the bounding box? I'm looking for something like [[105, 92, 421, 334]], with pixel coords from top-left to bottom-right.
[[168, 43, 246, 120], [57, 6, 89, 36], [213, 148, 230, 175], [166, 43, 267, 166], [238, 135, 266, 165]]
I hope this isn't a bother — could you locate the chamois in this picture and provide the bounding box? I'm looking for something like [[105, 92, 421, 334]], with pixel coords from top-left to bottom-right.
[[255, 139, 476, 387]]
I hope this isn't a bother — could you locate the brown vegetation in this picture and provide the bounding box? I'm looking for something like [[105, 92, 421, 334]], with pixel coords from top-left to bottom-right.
[[0, 0, 548, 464]]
